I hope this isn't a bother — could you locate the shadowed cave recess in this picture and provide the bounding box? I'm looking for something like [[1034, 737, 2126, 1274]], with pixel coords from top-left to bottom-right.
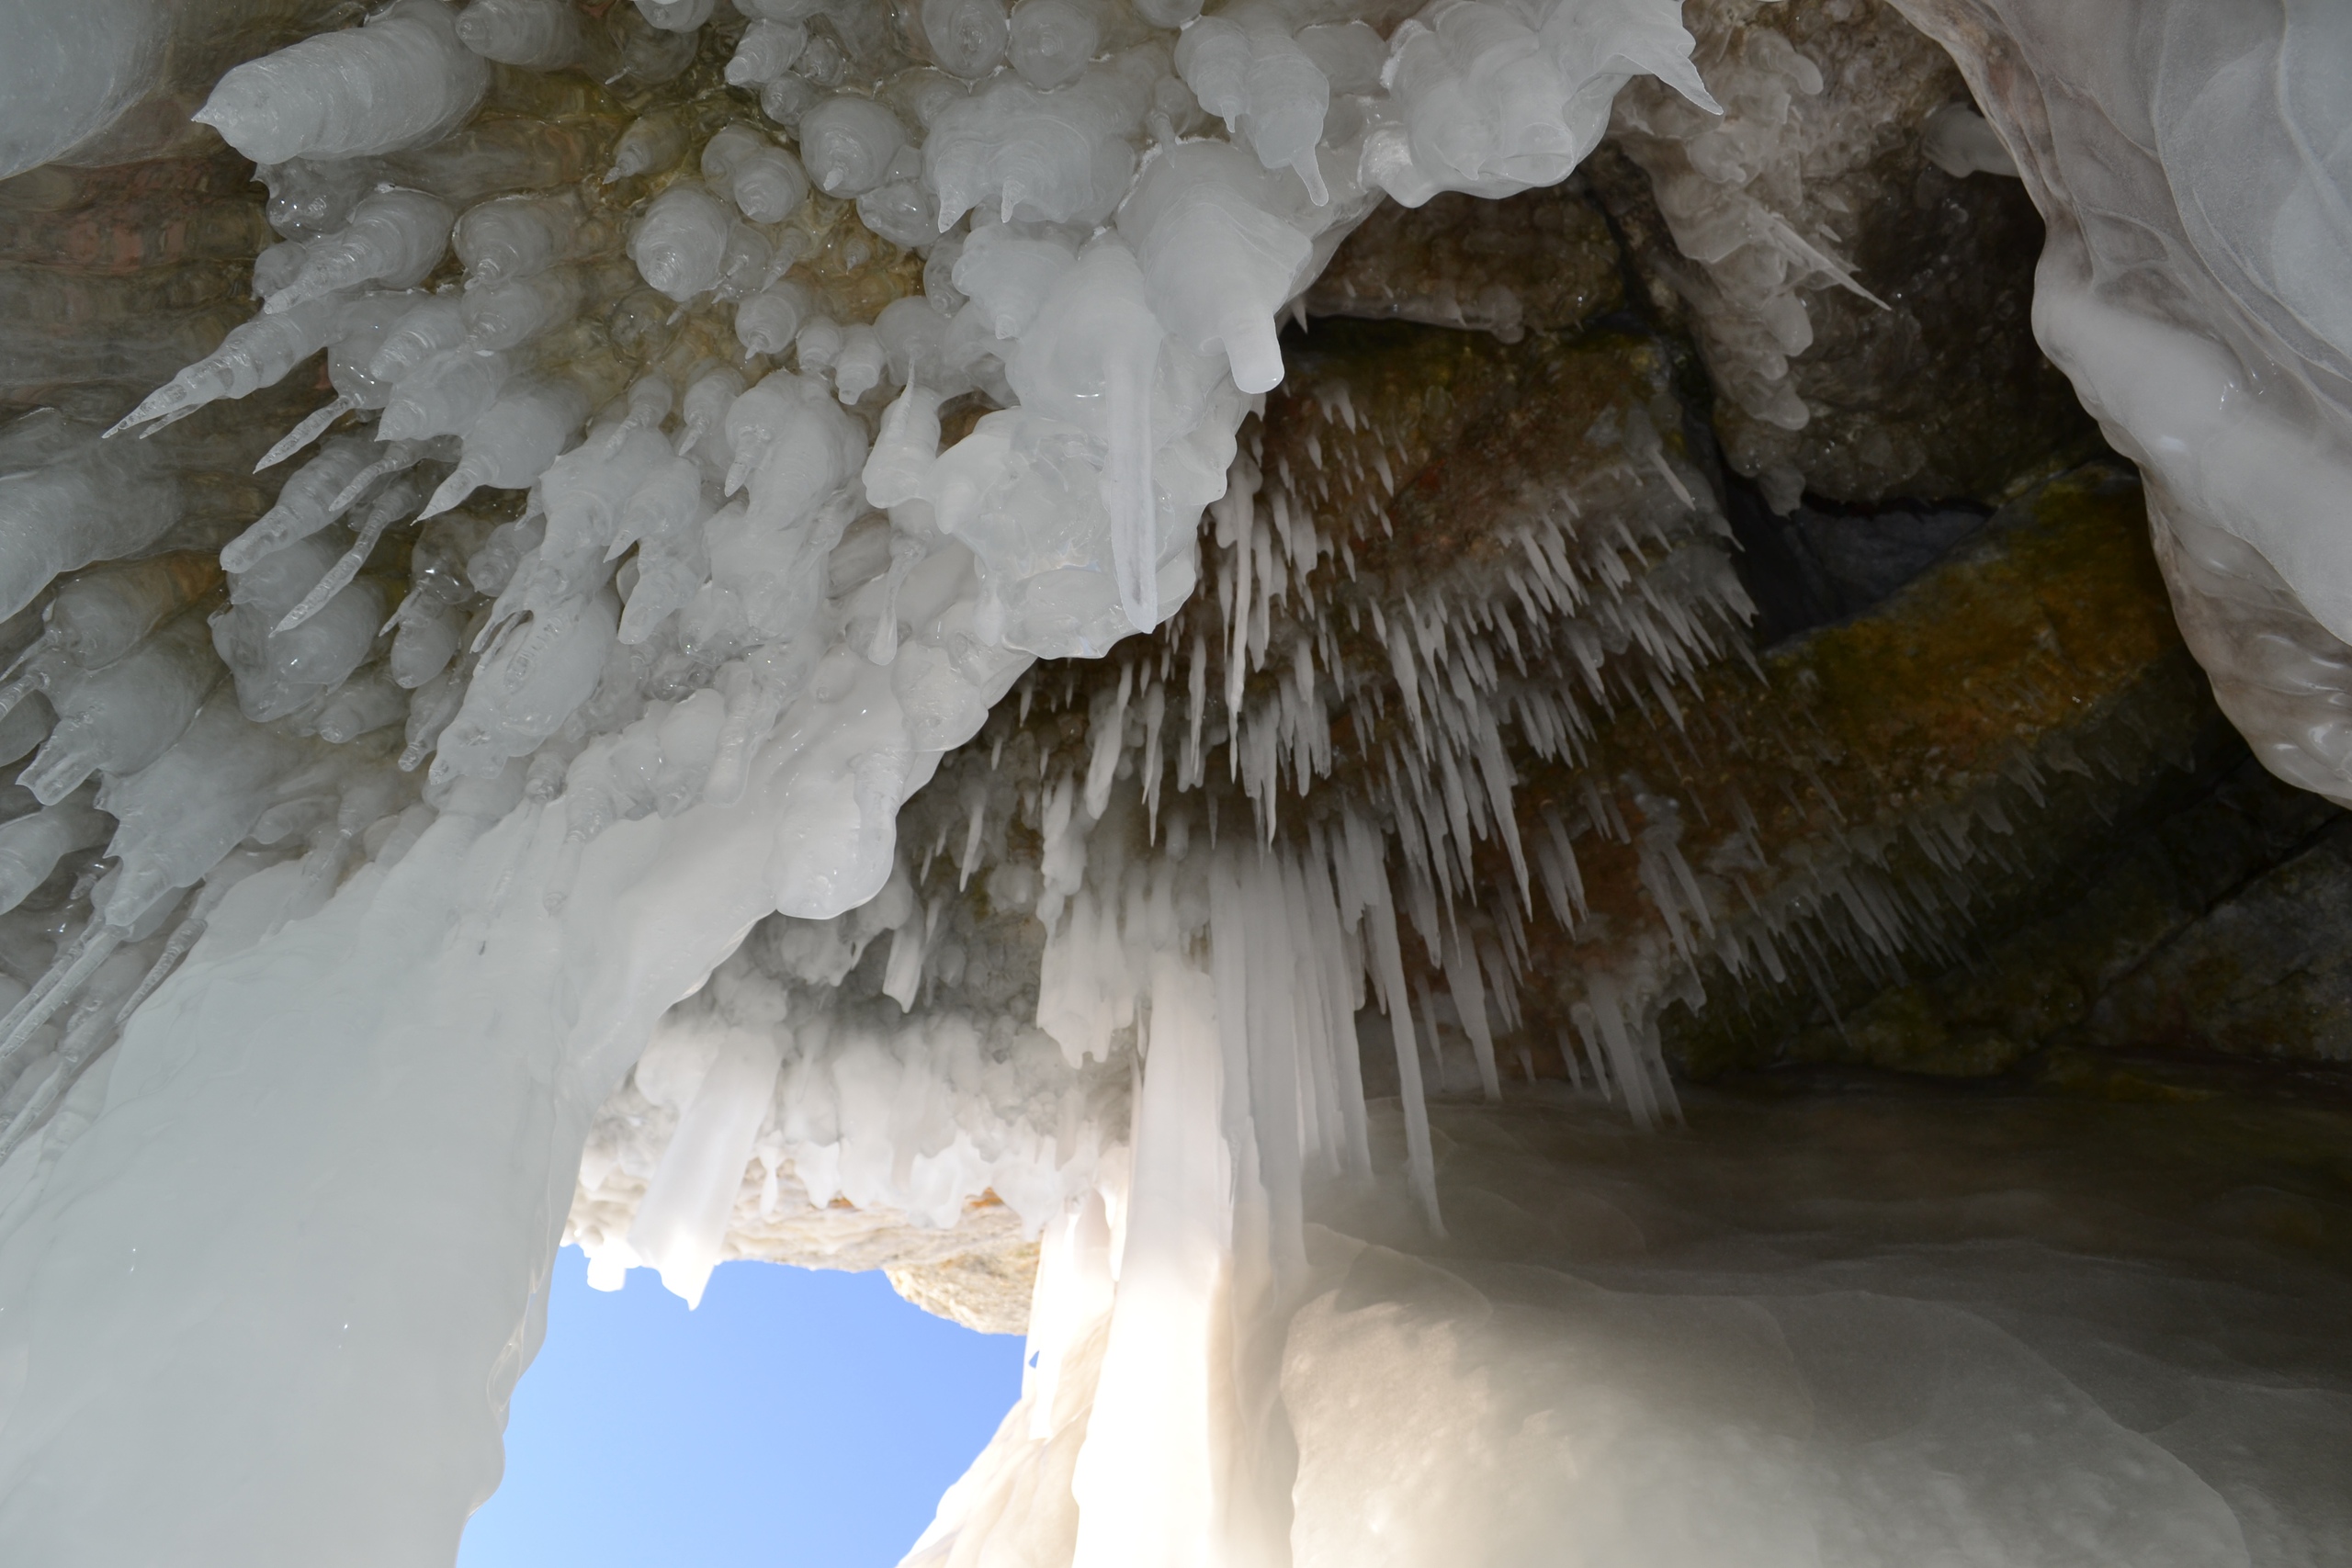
[[0, 0, 2347, 1562]]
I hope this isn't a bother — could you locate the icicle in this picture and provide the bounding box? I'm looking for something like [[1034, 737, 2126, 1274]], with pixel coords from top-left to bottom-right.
[[1339, 810, 1440, 1232], [956, 791, 988, 893], [1442, 922, 1500, 1101], [1080, 663, 1133, 821], [273, 473, 423, 634], [254, 395, 359, 471], [0, 923, 124, 1074]]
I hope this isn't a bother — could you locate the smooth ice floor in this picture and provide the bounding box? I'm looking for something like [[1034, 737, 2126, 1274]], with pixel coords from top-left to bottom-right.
[[458, 1248, 1024, 1568]]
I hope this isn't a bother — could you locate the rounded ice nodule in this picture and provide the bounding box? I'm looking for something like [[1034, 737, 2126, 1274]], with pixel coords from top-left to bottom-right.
[[1010, 0, 1098, 89], [922, 0, 1010, 80], [702, 124, 809, 225], [736, 284, 813, 357], [454, 0, 585, 69], [634, 0, 717, 32], [727, 17, 808, 85], [630, 183, 732, 302], [798, 96, 910, 197], [607, 111, 689, 185]]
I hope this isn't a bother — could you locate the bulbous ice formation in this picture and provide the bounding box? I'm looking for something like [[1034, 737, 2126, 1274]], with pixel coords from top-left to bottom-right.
[[37, 554, 220, 673], [922, 0, 1010, 80], [211, 535, 386, 721], [1009, 0, 1099, 90], [378, 347, 515, 441], [727, 18, 809, 86], [0, 0, 167, 179], [926, 64, 1145, 229], [455, 193, 586, 288], [1175, 4, 1331, 197], [0, 797, 113, 914], [423, 378, 593, 517], [629, 182, 733, 301], [735, 282, 814, 356], [1370, 0, 1715, 204], [799, 95, 910, 197], [1119, 139, 1312, 394], [637, 0, 718, 33], [20, 614, 219, 807], [263, 188, 455, 312], [702, 123, 812, 224], [454, 0, 586, 71], [194, 0, 491, 166], [0, 437, 184, 622], [432, 589, 619, 780]]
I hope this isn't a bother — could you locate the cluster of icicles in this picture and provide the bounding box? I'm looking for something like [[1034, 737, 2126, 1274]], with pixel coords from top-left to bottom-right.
[[0, 0, 1723, 1160], [560, 334, 1753, 1304]]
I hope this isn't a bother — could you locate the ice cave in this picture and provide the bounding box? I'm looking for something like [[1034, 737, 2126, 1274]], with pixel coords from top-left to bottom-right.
[[0, 0, 2346, 1561]]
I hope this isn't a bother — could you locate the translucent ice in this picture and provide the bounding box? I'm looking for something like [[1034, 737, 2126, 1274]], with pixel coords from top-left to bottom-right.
[[726, 18, 808, 86], [455, 193, 588, 288], [0, 1, 1823, 1560], [422, 378, 592, 518], [1174, 5, 1330, 196], [1899, 0, 2352, 802], [0, 434, 184, 622], [210, 535, 385, 721], [926, 66, 1144, 229], [0, 794, 112, 913], [20, 613, 218, 805], [195, 0, 491, 166], [454, 0, 588, 71], [799, 95, 910, 197], [1010, 0, 1100, 90], [32, 553, 220, 673], [263, 188, 454, 313], [702, 125, 810, 224], [629, 183, 732, 302], [921, 0, 1010, 81]]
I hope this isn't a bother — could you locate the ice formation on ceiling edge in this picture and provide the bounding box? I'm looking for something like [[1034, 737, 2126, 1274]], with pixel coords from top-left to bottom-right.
[[0, 0, 2345, 1562], [1888, 0, 2352, 810]]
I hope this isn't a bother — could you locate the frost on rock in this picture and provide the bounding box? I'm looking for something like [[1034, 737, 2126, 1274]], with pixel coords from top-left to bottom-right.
[[0, 0, 2347, 1562]]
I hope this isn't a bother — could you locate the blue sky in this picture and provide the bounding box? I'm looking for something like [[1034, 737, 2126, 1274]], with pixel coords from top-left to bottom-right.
[[459, 1247, 1026, 1568]]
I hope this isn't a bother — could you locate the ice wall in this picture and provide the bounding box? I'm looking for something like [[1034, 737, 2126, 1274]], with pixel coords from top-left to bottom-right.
[[1887, 0, 2352, 807]]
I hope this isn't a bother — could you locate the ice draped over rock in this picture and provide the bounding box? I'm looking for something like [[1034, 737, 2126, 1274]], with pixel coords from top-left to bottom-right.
[[1886, 0, 2352, 807]]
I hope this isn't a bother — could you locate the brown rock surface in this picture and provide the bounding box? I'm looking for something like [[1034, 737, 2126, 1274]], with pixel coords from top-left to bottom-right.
[[1306, 184, 1625, 344]]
